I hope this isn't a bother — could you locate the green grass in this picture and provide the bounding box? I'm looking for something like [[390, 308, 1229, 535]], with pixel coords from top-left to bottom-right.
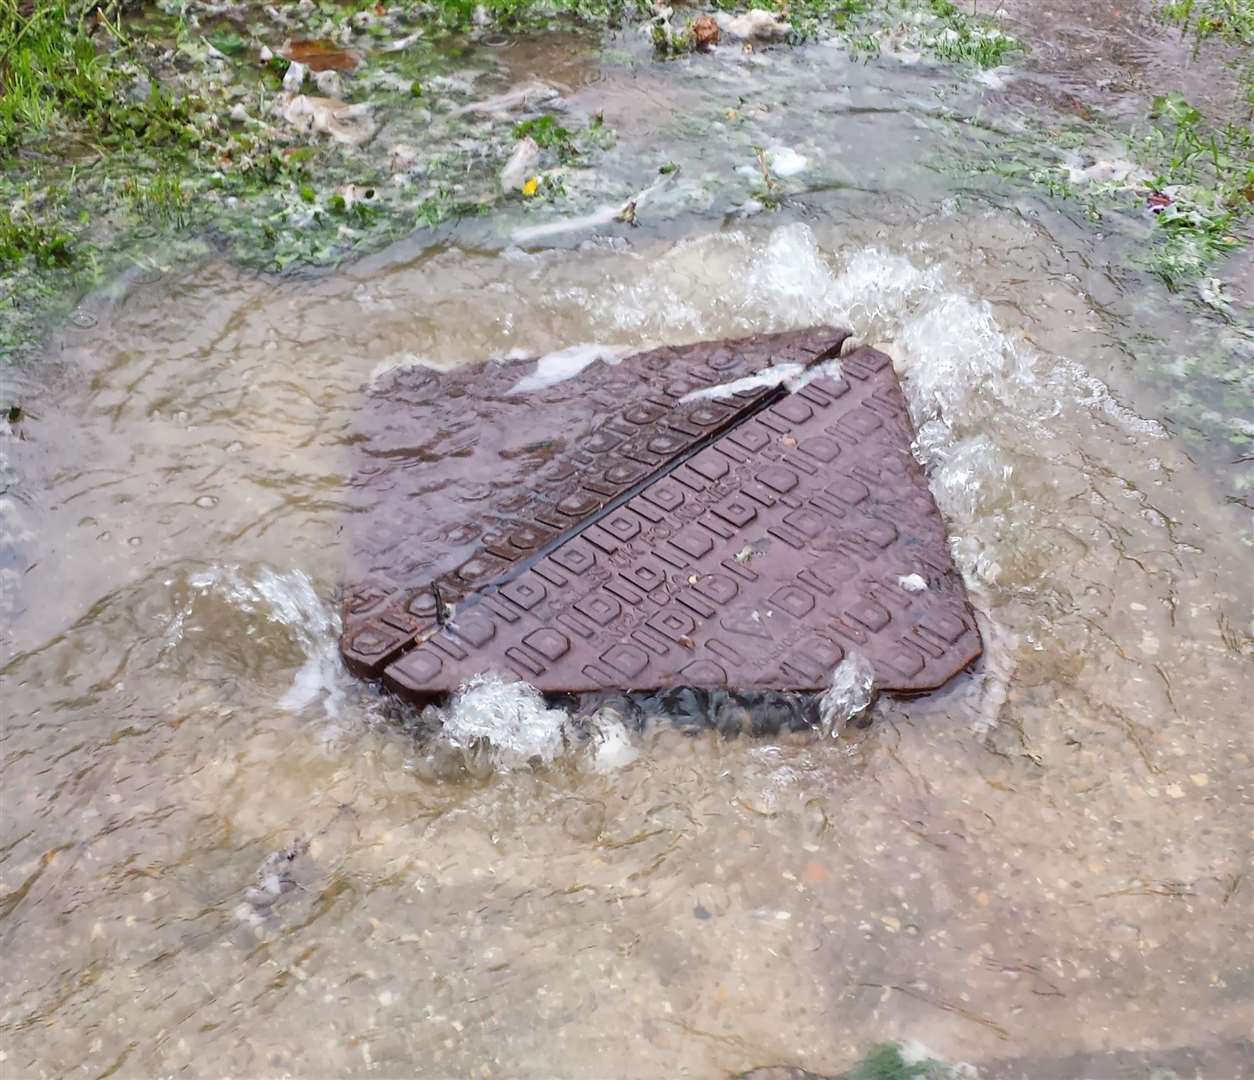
[[759, 0, 1020, 66], [969, 82, 1253, 288], [0, 0, 1030, 362], [731, 1042, 967, 1080], [921, 0, 1020, 66], [1160, 0, 1254, 107], [1138, 91, 1253, 284], [1, 204, 75, 268], [0, 0, 115, 151], [514, 115, 578, 160], [842, 1043, 935, 1080]]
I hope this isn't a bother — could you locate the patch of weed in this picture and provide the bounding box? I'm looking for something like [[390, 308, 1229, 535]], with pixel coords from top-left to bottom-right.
[[1, 206, 75, 269], [751, 145, 783, 209], [121, 172, 193, 228], [1138, 91, 1253, 284], [753, 0, 1020, 66], [1160, 0, 1254, 106], [974, 92, 1252, 287], [514, 114, 578, 161], [841, 1043, 934, 1080], [921, 0, 1019, 67]]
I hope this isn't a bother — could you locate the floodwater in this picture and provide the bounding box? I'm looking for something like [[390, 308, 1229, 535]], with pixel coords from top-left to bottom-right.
[[2, 6, 1252, 1080]]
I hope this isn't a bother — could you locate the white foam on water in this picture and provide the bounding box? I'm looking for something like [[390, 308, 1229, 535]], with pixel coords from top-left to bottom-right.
[[507, 343, 632, 394], [765, 146, 808, 176], [827, 246, 942, 334], [440, 672, 568, 766], [584, 708, 641, 773], [745, 224, 843, 326], [897, 573, 928, 592], [897, 294, 1043, 430]]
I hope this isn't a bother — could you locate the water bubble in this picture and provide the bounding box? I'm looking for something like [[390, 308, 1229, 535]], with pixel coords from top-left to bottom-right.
[[69, 310, 97, 329], [818, 652, 875, 736], [194, 496, 218, 509]]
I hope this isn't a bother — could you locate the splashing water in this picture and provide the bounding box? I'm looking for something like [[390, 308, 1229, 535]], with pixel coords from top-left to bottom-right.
[[582, 706, 641, 774], [440, 672, 569, 766], [818, 652, 876, 737], [178, 565, 345, 717]]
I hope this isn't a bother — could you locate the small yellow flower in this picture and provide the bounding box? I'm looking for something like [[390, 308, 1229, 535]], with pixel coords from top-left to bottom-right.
[[521, 177, 539, 197]]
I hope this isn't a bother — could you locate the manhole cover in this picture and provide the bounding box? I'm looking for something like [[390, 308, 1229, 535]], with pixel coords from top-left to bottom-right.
[[341, 327, 981, 704]]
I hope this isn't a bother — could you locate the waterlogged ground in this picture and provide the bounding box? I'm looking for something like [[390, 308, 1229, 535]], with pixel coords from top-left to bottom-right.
[[2, 7, 1254, 1080]]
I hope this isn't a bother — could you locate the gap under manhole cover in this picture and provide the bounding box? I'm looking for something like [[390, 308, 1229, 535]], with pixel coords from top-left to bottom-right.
[[341, 327, 981, 705]]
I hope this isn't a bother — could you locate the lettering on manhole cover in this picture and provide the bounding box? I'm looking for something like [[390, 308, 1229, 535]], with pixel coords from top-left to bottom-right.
[[341, 327, 981, 703]]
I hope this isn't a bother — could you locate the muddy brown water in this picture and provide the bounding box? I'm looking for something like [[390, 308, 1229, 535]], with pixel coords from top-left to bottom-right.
[[2, 6, 1252, 1079]]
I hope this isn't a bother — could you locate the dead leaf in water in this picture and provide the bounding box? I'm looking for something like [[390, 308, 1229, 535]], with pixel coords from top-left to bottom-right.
[[282, 95, 375, 146], [281, 39, 362, 72], [692, 13, 720, 50]]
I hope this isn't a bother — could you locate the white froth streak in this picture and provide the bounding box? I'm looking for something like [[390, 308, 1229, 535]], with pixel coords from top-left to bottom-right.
[[679, 356, 843, 403], [507, 343, 632, 394], [511, 172, 675, 245]]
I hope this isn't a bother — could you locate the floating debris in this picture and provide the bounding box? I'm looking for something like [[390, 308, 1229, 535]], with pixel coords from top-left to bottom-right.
[[693, 14, 721, 50], [242, 836, 310, 912], [715, 9, 791, 42], [500, 136, 542, 192], [455, 80, 562, 116], [281, 39, 363, 73], [281, 94, 375, 145]]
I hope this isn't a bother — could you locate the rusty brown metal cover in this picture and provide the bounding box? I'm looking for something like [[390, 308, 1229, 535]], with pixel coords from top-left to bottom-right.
[[341, 328, 981, 704]]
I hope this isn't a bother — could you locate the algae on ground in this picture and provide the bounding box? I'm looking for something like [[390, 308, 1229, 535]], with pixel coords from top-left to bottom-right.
[[732, 1041, 974, 1080], [1, 0, 1034, 361], [1, 0, 624, 358]]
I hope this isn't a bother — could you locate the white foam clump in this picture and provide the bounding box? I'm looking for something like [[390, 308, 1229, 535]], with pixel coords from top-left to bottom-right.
[[507, 343, 632, 394], [441, 672, 569, 766], [828, 246, 942, 333], [818, 651, 875, 736], [898, 573, 928, 592], [898, 1041, 980, 1079], [585, 708, 640, 773], [183, 565, 345, 717], [765, 146, 808, 177], [745, 224, 843, 326]]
